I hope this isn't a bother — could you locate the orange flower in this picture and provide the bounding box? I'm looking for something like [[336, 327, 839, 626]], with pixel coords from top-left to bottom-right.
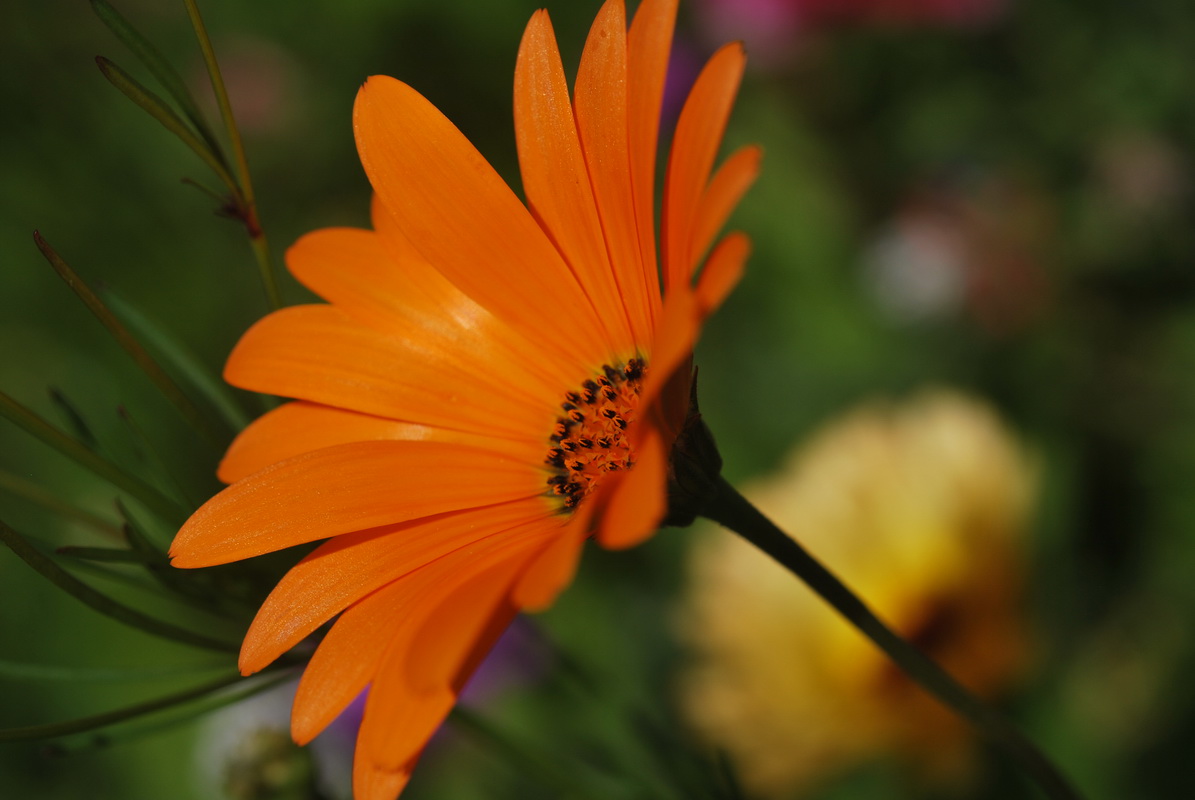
[[170, 1, 758, 798]]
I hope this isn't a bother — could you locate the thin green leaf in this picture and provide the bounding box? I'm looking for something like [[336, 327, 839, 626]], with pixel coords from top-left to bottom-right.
[[0, 389, 187, 525], [117, 407, 198, 510], [0, 469, 122, 538], [56, 545, 156, 564], [181, 0, 281, 310], [61, 554, 240, 628], [100, 287, 251, 431], [0, 519, 240, 654], [34, 232, 230, 451], [0, 671, 244, 741], [94, 56, 240, 198], [0, 658, 228, 683], [113, 500, 235, 618], [451, 707, 626, 800], [48, 388, 97, 448], [43, 670, 298, 756], [116, 498, 169, 555], [89, 0, 228, 165]]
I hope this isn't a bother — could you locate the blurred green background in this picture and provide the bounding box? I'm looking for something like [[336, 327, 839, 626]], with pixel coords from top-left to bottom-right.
[[2, 0, 1194, 798]]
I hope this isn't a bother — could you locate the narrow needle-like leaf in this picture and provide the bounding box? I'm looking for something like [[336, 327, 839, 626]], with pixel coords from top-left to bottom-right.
[[118, 407, 198, 510], [89, 0, 227, 165], [181, 0, 281, 310], [94, 56, 240, 197], [34, 232, 229, 450], [0, 671, 244, 741], [0, 390, 187, 525], [0, 469, 122, 538], [0, 519, 239, 654], [56, 545, 157, 564], [48, 388, 97, 448], [451, 708, 620, 800], [0, 659, 228, 683], [117, 498, 170, 555], [101, 287, 251, 431], [42, 670, 297, 755]]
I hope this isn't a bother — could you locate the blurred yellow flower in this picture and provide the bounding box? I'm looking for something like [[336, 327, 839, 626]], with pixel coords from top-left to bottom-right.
[[678, 390, 1035, 796]]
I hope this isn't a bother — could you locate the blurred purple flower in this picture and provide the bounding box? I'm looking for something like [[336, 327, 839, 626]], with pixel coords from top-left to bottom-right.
[[695, 0, 1008, 68]]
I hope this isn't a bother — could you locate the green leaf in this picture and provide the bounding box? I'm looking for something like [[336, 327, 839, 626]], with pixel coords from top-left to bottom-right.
[[0, 670, 245, 741], [451, 707, 627, 800], [180, 0, 282, 311], [113, 499, 236, 618], [93, 56, 241, 199], [0, 519, 240, 654], [48, 388, 97, 449], [89, 0, 228, 166], [0, 389, 188, 525], [0, 658, 228, 683], [34, 232, 231, 452], [55, 545, 156, 564], [117, 406, 198, 511], [0, 469, 123, 538], [43, 670, 298, 756], [116, 498, 169, 555], [100, 287, 252, 432]]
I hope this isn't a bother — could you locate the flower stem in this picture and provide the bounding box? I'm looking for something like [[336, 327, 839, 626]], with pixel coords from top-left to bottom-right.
[[700, 474, 1085, 800], [180, 0, 281, 310]]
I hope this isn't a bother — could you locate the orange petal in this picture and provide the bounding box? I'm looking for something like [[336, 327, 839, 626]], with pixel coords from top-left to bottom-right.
[[218, 401, 510, 484], [170, 440, 542, 567], [575, 0, 659, 348], [224, 304, 551, 443], [627, 0, 678, 286], [696, 231, 752, 319], [352, 757, 411, 800], [356, 529, 548, 771], [287, 223, 573, 401], [353, 75, 608, 372], [515, 10, 634, 355], [691, 145, 762, 270], [597, 422, 667, 549], [638, 285, 700, 415], [290, 577, 407, 744], [239, 498, 551, 675], [291, 522, 533, 750], [662, 43, 746, 291], [402, 563, 528, 696], [509, 512, 589, 611]]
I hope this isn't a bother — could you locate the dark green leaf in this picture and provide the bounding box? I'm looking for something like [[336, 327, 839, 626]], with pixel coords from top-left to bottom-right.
[[34, 232, 230, 452], [0, 469, 122, 538], [48, 388, 97, 449], [0, 388, 187, 525], [0, 671, 244, 741], [43, 670, 297, 755], [89, 0, 228, 166], [100, 287, 251, 432], [93, 57, 240, 199], [0, 519, 240, 654]]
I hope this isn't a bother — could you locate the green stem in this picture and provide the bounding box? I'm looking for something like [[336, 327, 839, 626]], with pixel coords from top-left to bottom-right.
[[181, 0, 281, 310], [700, 475, 1085, 800]]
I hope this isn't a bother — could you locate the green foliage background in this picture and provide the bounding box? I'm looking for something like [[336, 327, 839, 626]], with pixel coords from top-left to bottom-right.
[[2, 0, 1194, 798]]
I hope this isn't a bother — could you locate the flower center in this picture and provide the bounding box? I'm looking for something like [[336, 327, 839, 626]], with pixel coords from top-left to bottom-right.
[[544, 358, 647, 511]]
